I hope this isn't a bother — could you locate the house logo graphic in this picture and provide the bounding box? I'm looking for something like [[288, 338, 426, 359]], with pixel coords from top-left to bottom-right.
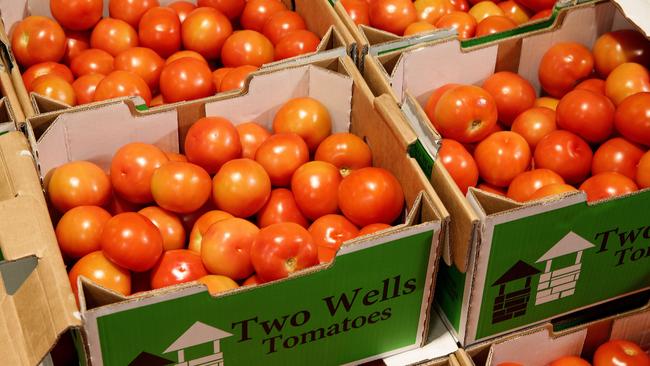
[[165, 321, 233, 366], [491, 231, 596, 324]]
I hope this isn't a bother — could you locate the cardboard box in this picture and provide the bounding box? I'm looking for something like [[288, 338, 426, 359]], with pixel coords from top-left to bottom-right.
[[0, 21, 26, 122], [23, 55, 453, 365], [361, 0, 650, 346], [0, 0, 357, 118]]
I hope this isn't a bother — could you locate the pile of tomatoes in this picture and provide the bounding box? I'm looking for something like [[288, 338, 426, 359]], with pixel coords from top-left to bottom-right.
[[431, 29, 650, 203], [340, 0, 553, 39], [12, 0, 321, 108], [49, 97, 405, 299]]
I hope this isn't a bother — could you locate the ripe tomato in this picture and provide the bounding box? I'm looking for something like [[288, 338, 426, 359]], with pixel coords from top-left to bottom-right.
[[314, 133, 372, 175], [109, 0, 159, 28], [63, 30, 91, 64], [534, 130, 593, 184], [22, 62, 73, 92], [614, 92, 650, 146], [274, 30, 321, 61], [507, 169, 564, 202], [242, 274, 260, 286], [32, 75, 77, 106], [475, 16, 517, 37], [250, 222, 318, 282], [592, 137, 644, 179], [212, 159, 271, 218], [107, 190, 143, 214], [530, 9, 552, 20], [341, 0, 370, 26], [197, 0, 246, 20], [219, 65, 258, 92], [534, 96, 559, 110], [159, 58, 215, 102], [138, 7, 182, 59], [605, 63, 650, 105], [435, 11, 477, 39], [188, 210, 233, 252], [151, 162, 212, 214], [424, 83, 461, 120], [212, 67, 233, 92], [309, 214, 359, 263], [48, 161, 111, 213], [169, 1, 196, 23], [513, 0, 553, 12], [114, 47, 165, 91], [579, 172, 638, 202], [511, 107, 556, 150], [497, 1, 530, 25], [94, 70, 152, 104], [236, 122, 271, 159], [338, 167, 404, 226], [179, 201, 213, 232], [11, 16, 66, 67], [358, 223, 392, 236], [404, 21, 437, 36], [477, 183, 506, 196], [150, 249, 207, 289], [273, 97, 332, 151], [481, 71, 536, 126], [438, 138, 479, 194], [369, 0, 418, 35], [184, 117, 242, 174], [433, 85, 498, 143], [637, 151, 650, 188], [594, 339, 650, 366], [556, 89, 615, 143], [70, 49, 115, 77], [90, 18, 139, 57], [69, 251, 131, 297], [165, 50, 208, 65], [101, 212, 164, 272], [255, 133, 310, 186], [575, 78, 606, 95], [474, 131, 531, 187], [56, 206, 111, 259], [51, 0, 102, 31], [164, 151, 187, 162], [291, 161, 342, 220], [528, 183, 577, 201], [262, 10, 307, 45], [198, 275, 240, 294], [257, 188, 309, 228], [593, 30, 650, 78], [139, 206, 186, 251], [241, 0, 288, 32], [221, 30, 274, 68], [468, 1, 505, 23], [72, 73, 105, 105], [201, 217, 258, 279], [110, 142, 168, 204], [549, 356, 591, 366], [182, 7, 233, 60], [538, 42, 594, 98], [413, 0, 455, 25]]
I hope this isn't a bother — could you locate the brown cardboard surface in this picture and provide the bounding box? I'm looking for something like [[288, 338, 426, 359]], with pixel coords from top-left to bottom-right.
[[0, 21, 26, 121]]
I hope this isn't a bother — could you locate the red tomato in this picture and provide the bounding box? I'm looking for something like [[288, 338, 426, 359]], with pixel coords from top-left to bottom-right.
[[262, 10, 307, 45], [212, 67, 233, 92], [114, 47, 165, 91], [534, 130, 593, 184], [255, 133, 309, 186], [188, 210, 233, 253], [438, 138, 479, 194], [592, 137, 645, 179], [164, 151, 187, 162], [212, 159, 271, 218], [614, 92, 650, 145], [242, 274, 260, 286], [424, 83, 461, 121], [72, 73, 105, 105], [201, 218, 258, 279], [579, 172, 638, 202], [199, 275, 240, 294], [530, 9, 552, 20], [32, 75, 77, 106], [404, 21, 437, 36], [474, 131, 531, 187], [90, 18, 139, 57], [369, 0, 417, 35], [358, 223, 392, 236], [63, 30, 91, 64], [538, 42, 594, 98], [151, 162, 212, 214], [48, 161, 111, 213], [169, 1, 196, 23], [139, 206, 186, 251], [338, 167, 404, 227], [182, 7, 233, 60], [513, 0, 553, 12], [165, 50, 208, 65], [221, 30, 274, 68], [241, 0, 288, 32], [637, 151, 650, 188], [179, 201, 214, 233], [314, 133, 373, 175], [257, 188, 309, 228], [469, 1, 505, 23], [593, 30, 650, 78], [159, 58, 215, 102], [481, 71, 536, 126], [435, 11, 477, 40], [51, 0, 101, 31], [507, 169, 564, 202], [23, 62, 73, 92], [528, 183, 578, 201], [476, 15, 517, 37], [197, 0, 246, 20], [138, 7, 182, 59], [594, 340, 650, 366], [107, 190, 143, 215], [109, 0, 160, 28], [110, 142, 168, 204], [250, 222, 318, 282], [101, 212, 164, 272], [309, 214, 359, 263], [274, 30, 321, 61], [184, 117, 242, 174], [496, 363, 523, 366], [497, 1, 530, 25], [69, 251, 131, 297], [433, 85, 498, 143], [449, 0, 469, 11], [150, 249, 207, 289], [556, 89, 615, 143], [341, 0, 370, 26], [575, 78, 606, 95], [413, 0, 454, 25], [291, 161, 342, 220], [70, 49, 115, 77], [56, 206, 111, 259], [273, 97, 332, 151], [11, 16, 66, 67], [94, 70, 152, 104], [219, 65, 258, 92], [511, 107, 556, 150], [236, 122, 271, 159], [477, 183, 507, 195]]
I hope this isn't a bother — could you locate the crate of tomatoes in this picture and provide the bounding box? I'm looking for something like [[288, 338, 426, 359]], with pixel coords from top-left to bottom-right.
[[0, 0, 356, 118], [360, 0, 650, 346]]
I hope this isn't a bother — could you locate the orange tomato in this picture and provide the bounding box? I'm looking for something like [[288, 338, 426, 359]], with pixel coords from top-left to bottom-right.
[[201, 217, 258, 279], [51, 0, 102, 31], [579, 172, 638, 202], [212, 67, 233, 92], [257, 188, 309, 228], [414, 0, 455, 25], [182, 7, 233, 60], [262, 10, 307, 45], [511, 107, 556, 150], [184, 117, 242, 174], [314, 132, 373, 175], [151, 162, 212, 214], [198, 275, 240, 294], [93, 70, 152, 105], [357, 223, 392, 236], [556, 89, 615, 143], [221, 30, 274, 67], [236, 122, 271, 159], [109, 0, 159, 28], [341, 0, 370, 26], [476, 15, 517, 37], [637, 151, 650, 188], [165, 50, 208, 65], [255, 133, 310, 187], [110, 142, 168, 204], [273, 97, 332, 151], [530, 9, 552, 21], [56, 206, 112, 259], [240, 0, 288, 32], [100, 212, 164, 272], [291, 161, 342, 220], [309, 214, 359, 263], [424, 83, 461, 120], [592, 137, 645, 180], [369, 0, 418, 35], [614, 92, 650, 146], [549, 356, 591, 366], [528, 183, 578, 201], [114, 47, 165, 91], [435, 11, 477, 40], [605, 62, 650, 105], [11, 16, 66, 67], [212, 158, 272, 218], [274, 29, 321, 61], [438, 138, 478, 194], [32, 75, 77, 106], [72, 73, 105, 105], [69, 251, 131, 298], [538, 42, 594, 98], [159, 58, 215, 103], [593, 30, 650, 78], [534, 96, 559, 110], [70, 49, 115, 77], [138, 7, 182, 59], [48, 161, 111, 213], [164, 151, 188, 162], [168, 1, 196, 23], [22, 62, 73, 92], [474, 131, 531, 187], [138, 206, 186, 251], [498, 1, 530, 25], [404, 21, 437, 36], [63, 29, 91, 65], [242, 274, 261, 286], [197, 0, 246, 20], [188, 210, 234, 253], [507, 169, 564, 202], [219, 65, 258, 92], [90, 18, 139, 57], [481, 71, 536, 126], [477, 183, 506, 196], [534, 130, 593, 184], [468, 1, 505, 23], [432, 85, 498, 143], [574, 78, 606, 95]]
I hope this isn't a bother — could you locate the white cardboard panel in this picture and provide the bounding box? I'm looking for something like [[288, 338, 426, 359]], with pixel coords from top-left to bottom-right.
[[612, 0, 650, 37], [488, 328, 587, 366], [610, 311, 650, 351]]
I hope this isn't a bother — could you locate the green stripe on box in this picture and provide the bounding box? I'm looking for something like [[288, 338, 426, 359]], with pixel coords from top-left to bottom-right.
[[408, 140, 434, 177]]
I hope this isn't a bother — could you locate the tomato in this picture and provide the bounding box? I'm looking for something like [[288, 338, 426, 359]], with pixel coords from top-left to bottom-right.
[[369, 0, 417, 35], [404, 21, 437, 36], [150, 94, 163, 107], [212, 67, 233, 92], [182, 7, 233, 60], [56, 206, 111, 259], [475, 16, 517, 37], [482, 71, 536, 126], [107, 190, 143, 215], [511, 107, 556, 150], [291, 161, 342, 220], [534, 96, 559, 111], [250, 222, 318, 282], [165, 50, 208, 65], [139, 206, 186, 251], [179, 201, 214, 232], [221, 30, 274, 68], [159, 57, 215, 103], [257, 188, 309, 228], [432, 85, 498, 143], [534, 130, 593, 184], [592, 137, 644, 179], [11, 16, 66, 67], [614, 92, 650, 146], [468, 1, 505, 23], [513, 0, 554, 12], [241, 0, 288, 32], [184, 117, 242, 174], [188, 210, 233, 252], [474, 131, 531, 187], [23, 62, 73, 92], [109, 0, 159, 28], [530, 9, 552, 20], [498, 1, 530, 25], [70, 49, 115, 77], [341, 0, 370, 26], [273, 97, 332, 151], [274, 30, 321, 61], [48, 161, 111, 213], [197, 0, 246, 20], [506, 169, 564, 202], [338, 167, 404, 226], [109, 142, 168, 204], [200, 218, 257, 279], [262, 10, 307, 45], [309, 214, 358, 263], [219, 65, 258, 92], [314, 133, 372, 175], [538, 42, 594, 98], [575, 78, 606, 95], [255, 133, 309, 186], [31, 75, 77, 106], [138, 7, 182, 59], [198, 275, 240, 294], [94, 70, 151, 104], [151, 162, 212, 214], [169, 1, 196, 23], [242, 274, 260, 286], [424, 83, 461, 121], [637, 151, 650, 188], [605, 63, 650, 105], [114, 47, 164, 91], [69, 251, 131, 298], [549, 356, 591, 366], [90, 18, 139, 57], [438, 138, 478, 194], [594, 339, 650, 366], [72, 73, 105, 105], [556, 89, 615, 143], [63, 30, 91, 64], [101, 212, 163, 271], [496, 363, 523, 366], [51, 0, 102, 31], [528, 183, 577, 200], [413, 0, 455, 25], [593, 30, 650, 78], [150, 249, 207, 289], [212, 158, 271, 218], [236, 122, 271, 159], [477, 183, 506, 196], [164, 151, 187, 162], [358, 223, 392, 236], [579, 172, 638, 202]]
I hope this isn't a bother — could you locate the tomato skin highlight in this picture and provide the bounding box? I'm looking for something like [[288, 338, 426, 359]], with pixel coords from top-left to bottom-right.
[[150, 249, 208, 289], [593, 339, 650, 366]]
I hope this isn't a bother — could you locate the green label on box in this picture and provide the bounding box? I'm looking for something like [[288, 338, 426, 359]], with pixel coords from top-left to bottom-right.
[[408, 140, 434, 178], [435, 262, 465, 332], [476, 191, 650, 339], [93, 229, 435, 366]]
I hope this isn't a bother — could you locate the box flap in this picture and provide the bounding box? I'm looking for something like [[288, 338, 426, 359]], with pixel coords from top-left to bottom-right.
[[611, 0, 650, 37]]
